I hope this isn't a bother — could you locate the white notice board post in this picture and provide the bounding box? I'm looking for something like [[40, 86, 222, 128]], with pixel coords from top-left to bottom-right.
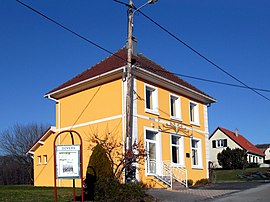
[[56, 145, 80, 179]]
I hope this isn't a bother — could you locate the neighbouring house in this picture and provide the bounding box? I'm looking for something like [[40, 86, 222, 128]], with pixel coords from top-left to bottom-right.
[[256, 144, 270, 164], [209, 127, 264, 168], [27, 46, 216, 189]]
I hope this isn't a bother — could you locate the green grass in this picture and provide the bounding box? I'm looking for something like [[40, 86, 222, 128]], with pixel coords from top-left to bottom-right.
[[0, 185, 82, 202], [214, 167, 269, 182]]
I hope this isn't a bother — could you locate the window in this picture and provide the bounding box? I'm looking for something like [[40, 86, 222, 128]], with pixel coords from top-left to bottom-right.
[[43, 155, 47, 164], [145, 84, 158, 114], [38, 156, 41, 165], [191, 138, 202, 168], [212, 139, 227, 148], [189, 101, 199, 125], [171, 134, 184, 166], [170, 94, 181, 120]]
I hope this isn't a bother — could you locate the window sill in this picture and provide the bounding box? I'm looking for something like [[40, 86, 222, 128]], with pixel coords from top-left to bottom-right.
[[170, 117, 182, 122], [145, 109, 159, 116], [146, 173, 156, 176], [190, 122, 200, 127], [191, 166, 203, 170], [171, 164, 185, 168]]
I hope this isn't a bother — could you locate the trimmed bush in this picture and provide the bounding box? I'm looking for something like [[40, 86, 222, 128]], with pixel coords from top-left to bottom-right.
[[87, 144, 113, 179], [94, 177, 145, 202], [217, 148, 247, 169], [194, 178, 210, 186], [84, 144, 113, 200], [246, 163, 259, 168], [187, 179, 194, 187]]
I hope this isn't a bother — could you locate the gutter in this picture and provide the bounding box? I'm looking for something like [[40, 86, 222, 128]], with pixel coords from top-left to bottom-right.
[[46, 95, 61, 142]]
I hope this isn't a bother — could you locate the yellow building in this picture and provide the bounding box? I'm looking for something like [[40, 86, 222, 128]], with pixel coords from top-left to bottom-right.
[[27, 47, 216, 188]]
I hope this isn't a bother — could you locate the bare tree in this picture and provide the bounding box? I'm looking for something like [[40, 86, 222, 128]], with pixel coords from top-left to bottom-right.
[[88, 128, 147, 182], [0, 123, 49, 184]]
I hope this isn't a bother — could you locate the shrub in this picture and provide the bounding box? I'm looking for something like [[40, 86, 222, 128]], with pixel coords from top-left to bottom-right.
[[217, 148, 247, 169], [94, 177, 145, 202], [87, 144, 113, 179], [85, 144, 113, 200], [246, 163, 259, 168], [187, 179, 193, 187], [194, 178, 210, 186]]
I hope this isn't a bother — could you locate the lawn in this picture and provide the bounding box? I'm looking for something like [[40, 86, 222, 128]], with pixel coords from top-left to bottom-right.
[[214, 167, 270, 182], [0, 185, 82, 202]]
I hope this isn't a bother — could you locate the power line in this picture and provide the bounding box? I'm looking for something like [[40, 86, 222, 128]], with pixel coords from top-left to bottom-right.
[[16, 0, 270, 96], [15, 0, 127, 63], [174, 73, 270, 93], [137, 63, 270, 93], [137, 10, 270, 102]]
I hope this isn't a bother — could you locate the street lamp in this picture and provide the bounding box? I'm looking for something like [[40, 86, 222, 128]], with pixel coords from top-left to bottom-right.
[[133, 0, 158, 15]]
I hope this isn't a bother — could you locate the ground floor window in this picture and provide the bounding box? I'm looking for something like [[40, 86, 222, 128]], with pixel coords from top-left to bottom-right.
[[171, 134, 184, 167], [191, 138, 202, 168]]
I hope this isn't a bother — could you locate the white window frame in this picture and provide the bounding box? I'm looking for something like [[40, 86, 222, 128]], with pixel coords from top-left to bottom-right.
[[170, 134, 185, 167], [189, 101, 200, 126], [216, 139, 227, 148], [191, 138, 203, 169], [144, 127, 162, 176], [145, 83, 159, 115], [169, 94, 181, 120], [43, 155, 47, 164], [38, 156, 41, 165]]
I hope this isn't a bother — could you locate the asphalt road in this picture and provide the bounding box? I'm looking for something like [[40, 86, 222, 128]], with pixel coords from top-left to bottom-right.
[[212, 182, 270, 202], [147, 182, 270, 202]]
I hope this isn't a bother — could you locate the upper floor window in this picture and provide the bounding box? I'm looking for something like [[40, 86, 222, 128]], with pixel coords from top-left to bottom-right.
[[212, 139, 227, 148], [170, 94, 181, 120], [189, 101, 199, 125], [191, 138, 202, 168], [145, 84, 158, 114]]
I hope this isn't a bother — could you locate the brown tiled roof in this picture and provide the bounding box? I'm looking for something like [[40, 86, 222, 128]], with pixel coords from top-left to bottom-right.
[[46, 47, 215, 101], [210, 127, 265, 156]]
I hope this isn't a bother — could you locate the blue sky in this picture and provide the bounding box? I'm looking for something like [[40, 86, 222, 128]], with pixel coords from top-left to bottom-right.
[[1, 0, 269, 144]]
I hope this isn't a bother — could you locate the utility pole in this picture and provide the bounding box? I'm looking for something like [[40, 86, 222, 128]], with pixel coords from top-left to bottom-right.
[[125, 0, 134, 182], [124, 0, 158, 183]]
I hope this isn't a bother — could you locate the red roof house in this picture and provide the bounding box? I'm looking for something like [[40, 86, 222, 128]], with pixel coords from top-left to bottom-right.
[[209, 127, 264, 167]]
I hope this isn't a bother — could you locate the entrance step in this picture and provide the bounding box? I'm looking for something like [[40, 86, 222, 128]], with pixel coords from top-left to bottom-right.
[[172, 180, 186, 190]]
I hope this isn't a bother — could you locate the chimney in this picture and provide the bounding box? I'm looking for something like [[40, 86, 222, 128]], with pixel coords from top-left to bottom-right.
[[235, 128, 239, 137]]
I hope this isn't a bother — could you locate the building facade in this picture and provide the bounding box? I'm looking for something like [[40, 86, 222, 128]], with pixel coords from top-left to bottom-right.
[[209, 127, 264, 168], [28, 47, 216, 188]]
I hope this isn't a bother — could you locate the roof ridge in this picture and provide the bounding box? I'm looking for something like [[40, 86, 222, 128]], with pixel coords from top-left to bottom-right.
[[217, 127, 264, 156]]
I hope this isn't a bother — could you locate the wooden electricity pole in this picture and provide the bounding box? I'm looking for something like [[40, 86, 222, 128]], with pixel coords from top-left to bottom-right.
[[126, 0, 133, 149], [125, 0, 134, 182], [124, 0, 157, 182]]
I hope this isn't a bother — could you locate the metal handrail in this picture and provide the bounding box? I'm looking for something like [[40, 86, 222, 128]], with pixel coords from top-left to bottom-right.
[[163, 160, 188, 188]]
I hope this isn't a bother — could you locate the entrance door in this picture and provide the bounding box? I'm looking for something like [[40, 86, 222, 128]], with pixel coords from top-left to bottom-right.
[[146, 130, 157, 175]]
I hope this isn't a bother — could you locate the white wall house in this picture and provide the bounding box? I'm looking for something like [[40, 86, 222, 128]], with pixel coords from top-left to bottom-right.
[[256, 144, 270, 164], [209, 127, 264, 168]]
